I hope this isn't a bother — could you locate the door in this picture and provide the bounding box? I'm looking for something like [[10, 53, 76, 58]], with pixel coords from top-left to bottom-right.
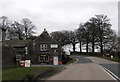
[[53, 56, 58, 65]]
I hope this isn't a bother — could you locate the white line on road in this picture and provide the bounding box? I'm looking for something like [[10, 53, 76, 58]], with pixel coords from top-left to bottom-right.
[[100, 65, 120, 81], [90, 58, 119, 82], [99, 64, 117, 81]]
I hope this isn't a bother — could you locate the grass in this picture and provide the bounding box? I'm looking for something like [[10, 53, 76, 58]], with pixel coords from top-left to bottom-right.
[[2, 67, 54, 80], [66, 57, 77, 64], [104, 56, 120, 62], [85, 54, 120, 62]]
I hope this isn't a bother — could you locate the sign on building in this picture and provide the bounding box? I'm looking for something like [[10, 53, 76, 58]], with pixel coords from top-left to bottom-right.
[[16, 54, 21, 61], [51, 44, 58, 48]]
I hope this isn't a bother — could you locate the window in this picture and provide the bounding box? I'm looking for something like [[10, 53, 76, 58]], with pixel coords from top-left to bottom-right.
[[40, 44, 47, 51]]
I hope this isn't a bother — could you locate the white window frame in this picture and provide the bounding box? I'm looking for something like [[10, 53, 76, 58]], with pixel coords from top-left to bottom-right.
[[40, 44, 47, 51]]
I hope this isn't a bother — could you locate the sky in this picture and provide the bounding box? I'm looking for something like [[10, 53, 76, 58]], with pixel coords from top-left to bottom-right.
[[0, 0, 119, 35]]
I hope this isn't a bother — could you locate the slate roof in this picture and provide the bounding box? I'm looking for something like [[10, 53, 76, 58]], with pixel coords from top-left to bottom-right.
[[33, 30, 58, 44], [5, 39, 31, 47]]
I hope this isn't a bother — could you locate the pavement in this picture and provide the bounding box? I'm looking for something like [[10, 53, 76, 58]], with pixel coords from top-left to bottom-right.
[[45, 56, 117, 81]]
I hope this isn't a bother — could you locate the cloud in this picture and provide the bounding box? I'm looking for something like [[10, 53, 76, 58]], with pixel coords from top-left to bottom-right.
[[0, 0, 118, 34]]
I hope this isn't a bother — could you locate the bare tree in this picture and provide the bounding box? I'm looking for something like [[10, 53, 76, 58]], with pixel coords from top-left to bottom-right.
[[22, 18, 35, 39], [11, 21, 25, 40], [50, 31, 67, 46], [90, 14, 112, 53], [0, 16, 12, 39], [62, 31, 78, 52], [76, 23, 85, 52], [0, 16, 11, 30]]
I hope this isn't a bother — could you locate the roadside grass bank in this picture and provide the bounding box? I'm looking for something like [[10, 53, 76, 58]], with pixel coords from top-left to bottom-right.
[[2, 67, 59, 81], [62, 57, 77, 64], [82, 54, 119, 62], [71, 52, 120, 62]]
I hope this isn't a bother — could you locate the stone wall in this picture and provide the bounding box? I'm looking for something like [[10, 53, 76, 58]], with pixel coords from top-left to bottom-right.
[[2, 45, 17, 69]]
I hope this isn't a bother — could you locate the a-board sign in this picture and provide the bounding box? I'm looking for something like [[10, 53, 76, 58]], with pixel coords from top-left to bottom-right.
[[53, 56, 58, 65], [25, 60, 31, 67]]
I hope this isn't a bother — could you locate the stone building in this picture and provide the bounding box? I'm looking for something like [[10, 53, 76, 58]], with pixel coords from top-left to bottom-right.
[[28, 29, 62, 65]]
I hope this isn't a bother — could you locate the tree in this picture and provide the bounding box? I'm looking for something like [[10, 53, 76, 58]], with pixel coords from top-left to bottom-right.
[[11, 21, 25, 40], [91, 14, 112, 53], [51, 30, 78, 52], [83, 22, 91, 53], [22, 18, 35, 39], [0, 16, 11, 30], [103, 29, 118, 52], [61, 31, 78, 52], [0, 16, 12, 39], [88, 17, 100, 53], [50, 31, 68, 46], [76, 23, 85, 52]]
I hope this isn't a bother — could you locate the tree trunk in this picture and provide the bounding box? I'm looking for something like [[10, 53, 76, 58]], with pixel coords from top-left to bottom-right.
[[86, 41, 88, 53], [25, 27, 28, 40], [100, 37, 103, 53], [72, 43, 76, 52], [79, 41, 82, 52], [92, 37, 95, 53]]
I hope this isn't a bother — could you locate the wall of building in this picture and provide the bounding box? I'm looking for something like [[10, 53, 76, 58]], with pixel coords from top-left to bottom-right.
[[2, 45, 17, 68]]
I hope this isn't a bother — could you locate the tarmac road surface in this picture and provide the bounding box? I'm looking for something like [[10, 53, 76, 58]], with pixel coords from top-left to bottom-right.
[[47, 56, 116, 81], [88, 56, 120, 81]]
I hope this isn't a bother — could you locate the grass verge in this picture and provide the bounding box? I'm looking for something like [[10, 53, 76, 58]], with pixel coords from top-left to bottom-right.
[[66, 57, 77, 64], [103, 56, 120, 62], [2, 67, 55, 80]]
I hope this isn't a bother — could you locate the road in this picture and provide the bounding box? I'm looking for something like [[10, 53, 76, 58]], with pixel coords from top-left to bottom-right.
[[46, 56, 118, 81], [88, 56, 120, 81]]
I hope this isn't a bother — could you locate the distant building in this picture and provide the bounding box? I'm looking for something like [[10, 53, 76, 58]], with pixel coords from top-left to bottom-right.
[[28, 29, 62, 64], [5, 39, 31, 60]]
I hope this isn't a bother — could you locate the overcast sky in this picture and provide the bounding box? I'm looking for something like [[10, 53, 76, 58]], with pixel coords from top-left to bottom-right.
[[0, 0, 119, 35]]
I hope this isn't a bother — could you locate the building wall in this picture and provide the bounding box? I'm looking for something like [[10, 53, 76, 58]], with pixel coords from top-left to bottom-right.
[[28, 32, 62, 64], [2, 45, 17, 68]]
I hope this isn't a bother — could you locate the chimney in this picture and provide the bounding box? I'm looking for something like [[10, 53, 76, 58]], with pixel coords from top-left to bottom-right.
[[43, 28, 47, 33]]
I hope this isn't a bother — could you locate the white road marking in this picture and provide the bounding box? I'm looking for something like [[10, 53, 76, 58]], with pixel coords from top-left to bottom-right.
[[99, 64, 117, 81], [100, 65, 120, 81], [90, 58, 119, 82]]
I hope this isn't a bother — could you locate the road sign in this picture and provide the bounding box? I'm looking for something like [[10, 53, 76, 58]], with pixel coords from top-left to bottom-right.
[[16, 54, 21, 61]]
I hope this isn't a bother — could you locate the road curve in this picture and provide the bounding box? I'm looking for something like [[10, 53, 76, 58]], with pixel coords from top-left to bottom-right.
[[47, 56, 115, 80]]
